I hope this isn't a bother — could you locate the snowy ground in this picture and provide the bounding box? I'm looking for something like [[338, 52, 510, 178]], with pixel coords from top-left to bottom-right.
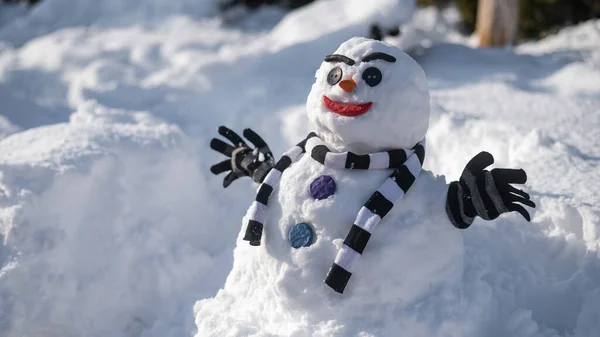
[[0, 1, 598, 336]]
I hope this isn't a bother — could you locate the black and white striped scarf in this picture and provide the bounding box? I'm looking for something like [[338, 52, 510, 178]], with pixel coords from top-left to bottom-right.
[[243, 132, 426, 294]]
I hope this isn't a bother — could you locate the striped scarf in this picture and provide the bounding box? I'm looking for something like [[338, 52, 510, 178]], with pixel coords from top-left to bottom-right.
[[243, 133, 426, 294]]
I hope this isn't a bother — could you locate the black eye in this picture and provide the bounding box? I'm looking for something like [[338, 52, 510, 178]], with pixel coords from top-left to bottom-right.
[[327, 67, 342, 85], [362, 67, 382, 87]]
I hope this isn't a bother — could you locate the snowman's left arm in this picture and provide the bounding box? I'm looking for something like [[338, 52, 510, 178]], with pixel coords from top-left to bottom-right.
[[445, 152, 536, 228], [209, 126, 275, 188]]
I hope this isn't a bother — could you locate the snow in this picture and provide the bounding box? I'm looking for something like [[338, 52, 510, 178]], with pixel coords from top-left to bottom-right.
[[0, 1, 597, 337], [0, 0, 218, 47], [268, 0, 415, 52]]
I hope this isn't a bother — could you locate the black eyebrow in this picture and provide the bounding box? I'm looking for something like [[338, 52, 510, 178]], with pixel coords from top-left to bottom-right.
[[362, 52, 396, 63], [324, 54, 356, 66]]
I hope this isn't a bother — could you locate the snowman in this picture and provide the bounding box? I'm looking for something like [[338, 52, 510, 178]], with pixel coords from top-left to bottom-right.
[[196, 37, 535, 336]]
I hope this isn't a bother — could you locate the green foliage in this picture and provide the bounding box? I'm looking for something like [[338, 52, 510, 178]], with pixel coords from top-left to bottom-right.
[[418, 0, 452, 7], [2, 0, 39, 4], [218, 0, 314, 11], [420, 0, 600, 40], [285, 0, 314, 9], [519, 0, 600, 38], [417, 0, 441, 6], [453, 0, 477, 32]]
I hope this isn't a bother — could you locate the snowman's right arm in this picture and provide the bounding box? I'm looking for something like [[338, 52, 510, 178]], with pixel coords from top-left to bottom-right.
[[209, 126, 275, 188]]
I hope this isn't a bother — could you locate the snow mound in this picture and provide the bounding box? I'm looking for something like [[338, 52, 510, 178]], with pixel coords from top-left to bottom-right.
[[269, 0, 415, 52], [0, 0, 218, 46], [0, 102, 243, 337], [0, 3, 282, 335]]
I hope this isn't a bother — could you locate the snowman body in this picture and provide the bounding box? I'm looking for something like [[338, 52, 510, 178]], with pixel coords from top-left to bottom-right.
[[194, 154, 466, 336]]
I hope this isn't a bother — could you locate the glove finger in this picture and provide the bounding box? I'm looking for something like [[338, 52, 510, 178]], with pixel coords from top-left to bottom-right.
[[491, 168, 527, 184], [507, 185, 530, 199], [461, 152, 494, 179], [261, 149, 274, 162], [218, 126, 248, 147], [210, 138, 235, 157], [476, 171, 500, 220], [509, 194, 536, 208], [223, 172, 240, 188], [210, 160, 232, 175], [243, 128, 268, 149], [508, 203, 531, 222]]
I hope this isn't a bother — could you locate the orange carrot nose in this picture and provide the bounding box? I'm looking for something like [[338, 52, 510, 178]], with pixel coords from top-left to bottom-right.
[[339, 79, 356, 92]]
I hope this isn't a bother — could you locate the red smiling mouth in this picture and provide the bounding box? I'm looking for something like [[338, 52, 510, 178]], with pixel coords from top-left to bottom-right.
[[322, 96, 372, 117]]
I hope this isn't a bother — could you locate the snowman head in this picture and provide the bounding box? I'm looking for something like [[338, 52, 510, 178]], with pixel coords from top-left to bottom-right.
[[306, 37, 430, 154]]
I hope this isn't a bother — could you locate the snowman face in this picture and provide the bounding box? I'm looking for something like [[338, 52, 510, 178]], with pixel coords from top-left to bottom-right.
[[306, 37, 430, 154]]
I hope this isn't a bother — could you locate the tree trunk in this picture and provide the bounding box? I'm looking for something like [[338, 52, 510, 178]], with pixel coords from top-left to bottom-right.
[[476, 0, 519, 47]]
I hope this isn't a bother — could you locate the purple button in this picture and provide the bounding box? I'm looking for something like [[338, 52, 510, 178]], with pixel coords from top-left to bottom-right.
[[309, 175, 336, 200]]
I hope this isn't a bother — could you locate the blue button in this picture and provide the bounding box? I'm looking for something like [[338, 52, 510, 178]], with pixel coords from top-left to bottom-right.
[[288, 223, 315, 248]]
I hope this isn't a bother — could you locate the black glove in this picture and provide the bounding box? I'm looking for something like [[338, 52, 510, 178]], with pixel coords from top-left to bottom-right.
[[210, 126, 275, 188], [446, 152, 536, 229]]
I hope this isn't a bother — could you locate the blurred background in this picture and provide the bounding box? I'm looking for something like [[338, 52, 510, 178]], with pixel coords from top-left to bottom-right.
[[2, 0, 600, 43]]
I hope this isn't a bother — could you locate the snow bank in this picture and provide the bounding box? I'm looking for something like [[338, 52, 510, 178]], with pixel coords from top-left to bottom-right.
[[268, 0, 416, 52], [0, 0, 218, 47], [0, 4, 278, 336], [419, 20, 600, 336], [0, 3, 29, 32], [0, 102, 250, 337]]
